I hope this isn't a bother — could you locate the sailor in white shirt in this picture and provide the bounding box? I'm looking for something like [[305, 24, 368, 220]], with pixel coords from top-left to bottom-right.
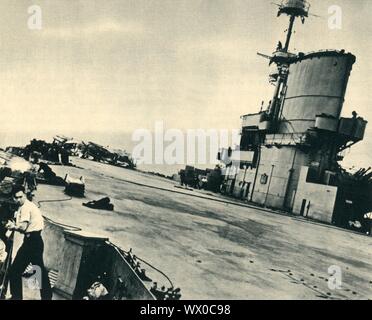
[[5, 185, 52, 300]]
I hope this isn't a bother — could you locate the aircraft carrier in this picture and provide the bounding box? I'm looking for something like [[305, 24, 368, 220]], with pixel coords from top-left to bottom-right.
[[0, 0, 371, 300]]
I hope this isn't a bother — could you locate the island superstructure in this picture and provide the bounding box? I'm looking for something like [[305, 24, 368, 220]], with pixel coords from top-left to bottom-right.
[[219, 0, 369, 227]]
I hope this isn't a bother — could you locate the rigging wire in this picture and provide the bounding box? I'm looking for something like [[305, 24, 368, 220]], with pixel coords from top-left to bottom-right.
[[109, 241, 174, 289]]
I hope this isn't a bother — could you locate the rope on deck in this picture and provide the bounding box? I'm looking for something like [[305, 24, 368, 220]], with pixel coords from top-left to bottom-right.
[[37, 197, 73, 208]]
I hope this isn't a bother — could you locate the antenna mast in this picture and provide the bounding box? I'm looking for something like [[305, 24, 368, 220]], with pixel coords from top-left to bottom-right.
[[278, 0, 310, 52], [268, 0, 310, 130]]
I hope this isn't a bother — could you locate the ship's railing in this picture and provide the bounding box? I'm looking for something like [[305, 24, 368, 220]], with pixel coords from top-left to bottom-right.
[[264, 132, 306, 146], [280, 0, 310, 11], [293, 50, 353, 63]]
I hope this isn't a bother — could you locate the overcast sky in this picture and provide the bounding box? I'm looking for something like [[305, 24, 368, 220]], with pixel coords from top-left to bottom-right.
[[0, 0, 371, 166]]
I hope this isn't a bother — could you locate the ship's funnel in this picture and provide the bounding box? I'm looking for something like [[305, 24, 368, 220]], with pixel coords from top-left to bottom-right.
[[278, 0, 310, 17], [279, 51, 356, 134]]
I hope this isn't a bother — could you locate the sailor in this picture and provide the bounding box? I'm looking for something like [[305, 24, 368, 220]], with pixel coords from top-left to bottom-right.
[[5, 185, 52, 300], [276, 41, 283, 51], [0, 238, 7, 264], [179, 170, 186, 187]]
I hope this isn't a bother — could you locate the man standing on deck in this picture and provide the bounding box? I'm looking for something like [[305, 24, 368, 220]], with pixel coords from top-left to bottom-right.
[[5, 185, 52, 300]]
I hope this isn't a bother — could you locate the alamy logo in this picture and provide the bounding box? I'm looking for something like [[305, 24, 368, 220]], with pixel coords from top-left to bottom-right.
[[131, 121, 240, 166], [27, 5, 42, 30], [328, 5, 342, 30], [327, 265, 342, 290]]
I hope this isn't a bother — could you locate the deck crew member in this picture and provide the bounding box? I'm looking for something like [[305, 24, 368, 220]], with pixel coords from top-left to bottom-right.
[[0, 238, 6, 263], [5, 185, 52, 300]]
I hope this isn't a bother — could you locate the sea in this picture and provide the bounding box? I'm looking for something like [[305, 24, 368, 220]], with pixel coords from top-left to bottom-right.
[[0, 130, 370, 176], [0, 131, 217, 177]]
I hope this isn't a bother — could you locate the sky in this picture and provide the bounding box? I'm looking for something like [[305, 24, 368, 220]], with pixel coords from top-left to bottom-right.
[[0, 0, 371, 167]]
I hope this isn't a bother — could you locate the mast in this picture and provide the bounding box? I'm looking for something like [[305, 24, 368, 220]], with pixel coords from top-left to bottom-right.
[[284, 15, 296, 52], [268, 0, 310, 130]]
